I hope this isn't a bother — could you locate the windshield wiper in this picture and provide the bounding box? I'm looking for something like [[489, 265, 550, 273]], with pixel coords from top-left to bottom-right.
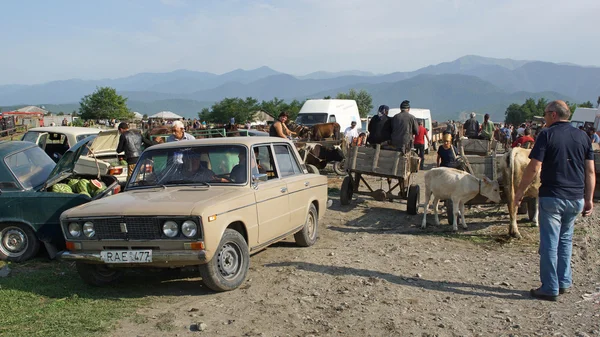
[[161, 180, 211, 187]]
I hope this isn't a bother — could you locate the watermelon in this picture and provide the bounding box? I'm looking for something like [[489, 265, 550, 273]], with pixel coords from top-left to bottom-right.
[[76, 179, 91, 193], [79, 191, 91, 198], [90, 179, 103, 191], [51, 183, 73, 194], [119, 160, 128, 166], [67, 179, 80, 189], [92, 187, 106, 197]]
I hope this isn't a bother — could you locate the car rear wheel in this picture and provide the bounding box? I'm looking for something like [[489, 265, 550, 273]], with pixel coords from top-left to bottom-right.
[[76, 262, 124, 286], [0, 223, 40, 262], [294, 204, 318, 247], [199, 229, 249, 292]]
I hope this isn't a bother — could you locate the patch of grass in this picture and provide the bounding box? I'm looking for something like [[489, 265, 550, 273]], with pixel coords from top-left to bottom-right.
[[0, 260, 149, 337], [574, 227, 588, 235], [328, 187, 340, 195], [131, 314, 149, 324]]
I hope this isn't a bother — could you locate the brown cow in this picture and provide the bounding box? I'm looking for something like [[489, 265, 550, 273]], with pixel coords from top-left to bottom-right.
[[309, 122, 341, 141], [500, 147, 541, 238]]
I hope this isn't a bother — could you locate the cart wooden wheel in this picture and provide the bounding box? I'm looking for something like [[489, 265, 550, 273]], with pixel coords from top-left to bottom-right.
[[340, 176, 353, 205], [407, 184, 420, 215]]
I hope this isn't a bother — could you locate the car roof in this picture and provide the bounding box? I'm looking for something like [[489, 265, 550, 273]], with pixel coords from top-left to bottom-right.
[[0, 140, 38, 157], [26, 126, 103, 135], [149, 136, 294, 150]]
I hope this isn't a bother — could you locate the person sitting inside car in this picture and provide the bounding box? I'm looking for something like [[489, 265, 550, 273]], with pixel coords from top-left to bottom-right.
[[181, 153, 228, 183], [230, 150, 248, 183]]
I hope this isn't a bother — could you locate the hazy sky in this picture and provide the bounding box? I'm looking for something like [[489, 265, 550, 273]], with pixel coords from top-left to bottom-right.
[[1, 0, 599, 85]]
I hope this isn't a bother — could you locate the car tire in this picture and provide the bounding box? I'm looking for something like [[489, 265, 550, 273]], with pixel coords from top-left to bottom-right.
[[76, 262, 124, 286], [199, 229, 249, 292], [332, 160, 347, 176], [0, 223, 40, 262], [407, 184, 420, 215], [340, 176, 353, 206], [306, 164, 320, 174], [294, 204, 318, 247]]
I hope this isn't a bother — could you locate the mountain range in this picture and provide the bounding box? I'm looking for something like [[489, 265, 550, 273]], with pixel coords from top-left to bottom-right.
[[1, 55, 598, 121]]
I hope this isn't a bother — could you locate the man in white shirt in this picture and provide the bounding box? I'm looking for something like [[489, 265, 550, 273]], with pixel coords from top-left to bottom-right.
[[344, 121, 359, 144]]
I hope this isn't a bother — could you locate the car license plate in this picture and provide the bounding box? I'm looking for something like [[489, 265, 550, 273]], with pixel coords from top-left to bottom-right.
[[100, 250, 152, 263]]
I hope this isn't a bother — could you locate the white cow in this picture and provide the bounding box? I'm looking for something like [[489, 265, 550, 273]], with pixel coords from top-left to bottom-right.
[[421, 167, 502, 231]]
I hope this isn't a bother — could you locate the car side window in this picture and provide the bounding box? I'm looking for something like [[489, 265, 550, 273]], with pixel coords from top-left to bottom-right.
[[253, 145, 278, 180], [273, 145, 302, 177]]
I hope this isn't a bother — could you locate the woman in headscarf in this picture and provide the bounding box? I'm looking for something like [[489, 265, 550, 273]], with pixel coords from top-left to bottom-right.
[[437, 133, 459, 168]]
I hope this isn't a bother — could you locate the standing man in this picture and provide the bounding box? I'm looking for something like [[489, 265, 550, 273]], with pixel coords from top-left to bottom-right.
[[367, 104, 392, 146], [390, 100, 418, 154], [270, 112, 294, 139], [513, 100, 595, 301], [413, 121, 430, 170], [167, 120, 195, 142], [117, 122, 154, 181], [344, 120, 359, 145], [462, 112, 480, 139]]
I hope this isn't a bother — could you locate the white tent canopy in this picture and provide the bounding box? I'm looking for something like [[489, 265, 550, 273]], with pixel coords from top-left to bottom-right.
[[132, 111, 144, 120], [149, 111, 183, 119]]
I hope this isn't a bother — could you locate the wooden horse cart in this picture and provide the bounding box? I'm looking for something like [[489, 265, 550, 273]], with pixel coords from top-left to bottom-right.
[[340, 144, 421, 215]]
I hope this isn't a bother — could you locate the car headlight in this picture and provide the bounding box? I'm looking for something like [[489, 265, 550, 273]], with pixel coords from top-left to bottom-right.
[[181, 220, 198, 238], [162, 221, 178, 238], [83, 221, 95, 238], [68, 223, 82, 238]]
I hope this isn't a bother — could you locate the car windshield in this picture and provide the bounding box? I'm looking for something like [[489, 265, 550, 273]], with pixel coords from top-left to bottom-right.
[[295, 113, 328, 125], [4, 146, 56, 190], [128, 145, 248, 189]]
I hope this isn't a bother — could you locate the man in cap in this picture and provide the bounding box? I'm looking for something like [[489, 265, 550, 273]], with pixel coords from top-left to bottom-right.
[[344, 120, 359, 144], [463, 112, 480, 139], [390, 100, 418, 154], [367, 104, 392, 146]]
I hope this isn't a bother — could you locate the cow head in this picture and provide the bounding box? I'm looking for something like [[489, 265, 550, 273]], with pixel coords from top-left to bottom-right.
[[480, 177, 501, 203]]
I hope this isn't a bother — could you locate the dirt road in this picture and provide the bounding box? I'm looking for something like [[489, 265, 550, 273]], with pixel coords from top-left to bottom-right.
[[113, 155, 600, 337]]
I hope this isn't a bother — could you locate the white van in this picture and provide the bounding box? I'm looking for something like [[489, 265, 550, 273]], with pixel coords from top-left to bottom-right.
[[388, 108, 433, 153], [570, 107, 598, 130], [295, 99, 362, 133]]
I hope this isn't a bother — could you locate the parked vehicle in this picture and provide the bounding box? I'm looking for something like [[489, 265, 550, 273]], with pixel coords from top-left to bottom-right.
[[21, 126, 102, 162], [0, 139, 120, 262], [570, 107, 598, 130], [74, 130, 129, 185], [60, 137, 329, 292], [295, 99, 362, 133], [388, 108, 433, 153]]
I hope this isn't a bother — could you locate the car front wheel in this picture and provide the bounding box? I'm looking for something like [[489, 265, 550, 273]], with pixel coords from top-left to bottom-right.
[[199, 229, 249, 292], [76, 262, 124, 286], [0, 223, 40, 262], [294, 204, 318, 247]]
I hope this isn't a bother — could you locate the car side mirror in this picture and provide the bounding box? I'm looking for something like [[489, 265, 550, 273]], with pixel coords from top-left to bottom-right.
[[252, 173, 268, 183]]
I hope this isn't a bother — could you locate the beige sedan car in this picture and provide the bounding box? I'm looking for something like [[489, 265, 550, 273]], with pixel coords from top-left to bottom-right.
[[59, 137, 329, 292]]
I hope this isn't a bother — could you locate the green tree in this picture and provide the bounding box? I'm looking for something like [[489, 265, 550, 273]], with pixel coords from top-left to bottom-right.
[[199, 97, 259, 123], [323, 95, 332, 99], [79, 86, 133, 120], [57, 111, 65, 116], [504, 103, 524, 126], [335, 89, 373, 117], [258, 97, 304, 121], [143, 114, 148, 119], [579, 101, 594, 108]]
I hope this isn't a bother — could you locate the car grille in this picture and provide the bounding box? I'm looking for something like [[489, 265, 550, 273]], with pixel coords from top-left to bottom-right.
[[94, 217, 162, 240]]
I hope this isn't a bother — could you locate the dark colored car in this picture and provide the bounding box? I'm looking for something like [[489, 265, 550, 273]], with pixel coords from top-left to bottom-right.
[[0, 138, 120, 262]]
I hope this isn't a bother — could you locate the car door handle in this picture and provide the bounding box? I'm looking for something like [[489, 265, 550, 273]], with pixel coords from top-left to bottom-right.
[[304, 181, 310, 187], [280, 187, 288, 193]]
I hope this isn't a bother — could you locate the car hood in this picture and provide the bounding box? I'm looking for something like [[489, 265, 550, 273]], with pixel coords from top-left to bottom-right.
[[61, 186, 242, 218], [88, 130, 120, 155], [45, 135, 96, 189]]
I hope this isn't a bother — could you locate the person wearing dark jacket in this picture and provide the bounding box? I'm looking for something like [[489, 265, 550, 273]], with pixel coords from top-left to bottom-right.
[[367, 104, 392, 145], [116, 122, 154, 181], [390, 100, 418, 153]]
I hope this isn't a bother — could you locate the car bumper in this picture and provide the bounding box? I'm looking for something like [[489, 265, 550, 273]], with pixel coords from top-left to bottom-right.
[[59, 250, 207, 264]]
